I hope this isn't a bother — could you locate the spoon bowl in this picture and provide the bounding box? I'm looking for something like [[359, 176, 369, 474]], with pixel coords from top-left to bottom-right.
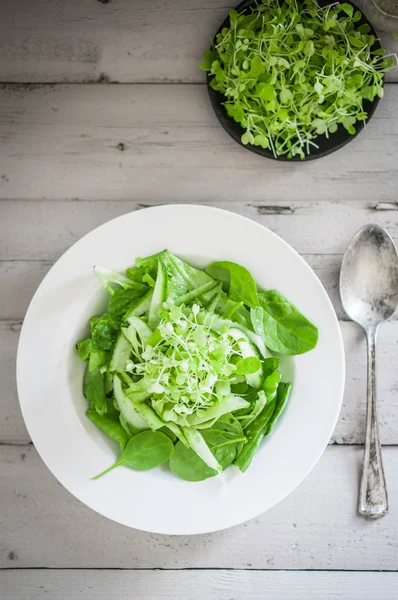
[[340, 224, 398, 519], [340, 225, 398, 330]]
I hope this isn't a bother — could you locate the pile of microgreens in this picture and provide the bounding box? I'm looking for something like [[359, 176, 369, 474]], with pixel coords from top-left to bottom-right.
[[126, 304, 242, 422], [201, 0, 396, 158]]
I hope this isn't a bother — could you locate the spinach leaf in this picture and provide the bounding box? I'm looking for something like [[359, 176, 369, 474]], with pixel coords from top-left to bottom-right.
[[206, 261, 259, 308], [251, 291, 318, 355], [265, 382, 292, 435], [86, 409, 130, 451], [232, 305, 253, 330], [169, 415, 245, 481], [235, 356, 262, 375], [83, 366, 106, 416], [92, 431, 174, 479], [169, 442, 218, 481], [262, 357, 281, 397], [234, 397, 277, 472]]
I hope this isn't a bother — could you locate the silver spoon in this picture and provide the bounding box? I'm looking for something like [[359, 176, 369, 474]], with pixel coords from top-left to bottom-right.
[[340, 224, 398, 519]]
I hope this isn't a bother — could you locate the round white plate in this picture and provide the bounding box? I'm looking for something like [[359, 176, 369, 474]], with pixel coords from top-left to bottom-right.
[[17, 205, 345, 535]]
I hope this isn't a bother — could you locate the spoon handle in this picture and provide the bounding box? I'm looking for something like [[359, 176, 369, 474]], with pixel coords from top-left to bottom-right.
[[358, 329, 388, 519]]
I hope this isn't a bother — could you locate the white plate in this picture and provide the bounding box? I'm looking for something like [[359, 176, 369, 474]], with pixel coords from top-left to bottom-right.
[[17, 205, 345, 535]]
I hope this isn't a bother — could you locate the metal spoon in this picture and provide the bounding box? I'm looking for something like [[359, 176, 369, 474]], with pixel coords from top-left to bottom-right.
[[340, 224, 398, 519]]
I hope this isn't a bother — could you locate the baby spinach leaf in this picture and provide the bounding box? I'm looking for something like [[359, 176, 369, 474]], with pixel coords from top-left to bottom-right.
[[83, 366, 106, 416], [235, 356, 262, 375], [169, 416, 246, 481], [169, 442, 218, 481], [92, 431, 174, 479], [86, 409, 130, 451], [262, 357, 281, 397], [251, 291, 318, 355], [205, 261, 259, 308], [265, 381, 292, 435], [234, 397, 277, 472]]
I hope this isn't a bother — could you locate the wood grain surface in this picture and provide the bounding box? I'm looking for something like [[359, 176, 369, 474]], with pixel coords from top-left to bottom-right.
[[1, 0, 398, 593], [3, 570, 398, 600], [0, 0, 396, 83]]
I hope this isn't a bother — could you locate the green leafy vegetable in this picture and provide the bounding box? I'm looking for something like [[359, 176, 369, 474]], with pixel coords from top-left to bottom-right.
[[251, 291, 318, 355], [83, 366, 106, 416], [206, 261, 259, 308], [266, 382, 292, 434], [170, 416, 246, 481], [235, 356, 262, 375], [78, 250, 316, 481], [92, 431, 174, 479], [201, 0, 394, 158], [86, 409, 130, 451], [234, 398, 277, 472]]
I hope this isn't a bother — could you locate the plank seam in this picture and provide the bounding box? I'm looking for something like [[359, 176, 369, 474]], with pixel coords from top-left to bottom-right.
[[1, 567, 398, 573]]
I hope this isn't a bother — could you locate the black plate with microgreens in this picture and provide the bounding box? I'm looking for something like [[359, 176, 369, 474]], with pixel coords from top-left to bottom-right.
[[202, 0, 393, 161]]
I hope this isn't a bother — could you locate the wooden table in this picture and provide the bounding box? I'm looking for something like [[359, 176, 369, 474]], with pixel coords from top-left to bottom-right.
[[1, 1, 398, 598]]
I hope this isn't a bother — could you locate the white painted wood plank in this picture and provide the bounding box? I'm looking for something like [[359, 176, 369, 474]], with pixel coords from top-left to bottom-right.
[[0, 85, 397, 203], [0, 322, 28, 445], [1, 445, 397, 569], [2, 570, 398, 600], [2, 318, 397, 445], [0, 0, 396, 83], [3, 200, 398, 261]]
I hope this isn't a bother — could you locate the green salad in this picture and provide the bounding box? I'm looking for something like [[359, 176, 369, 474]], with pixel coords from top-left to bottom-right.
[[77, 250, 318, 481], [201, 0, 394, 158]]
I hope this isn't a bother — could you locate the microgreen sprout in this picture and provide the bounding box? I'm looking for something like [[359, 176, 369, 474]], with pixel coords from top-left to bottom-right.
[[201, 0, 396, 158]]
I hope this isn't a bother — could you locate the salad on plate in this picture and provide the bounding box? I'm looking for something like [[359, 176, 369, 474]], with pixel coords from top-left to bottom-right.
[[77, 250, 318, 481]]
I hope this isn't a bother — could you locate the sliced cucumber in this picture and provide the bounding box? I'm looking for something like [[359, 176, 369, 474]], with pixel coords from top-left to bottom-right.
[[124, 315, 153, 346], [164, 422, 190, 448], [187, 395, 249, 426], [134, 403, 164, 430], [124, 290, 153, 320], [148, 261, 168, 329], [202, 313, 268, 358], [121, 325, 140, 356], [228, 328, 263, 388], [125, 379, 152, 403], [109, 334, 131, 372], [174, 281, 218, 306], [113, 375, 148, 432]]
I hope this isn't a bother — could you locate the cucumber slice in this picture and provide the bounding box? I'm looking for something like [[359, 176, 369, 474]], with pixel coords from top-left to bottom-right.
[[124, 315, 153, 346], [134, 403, 164, 430], [228, 328, 264, 388], [187, 395, 249, 426], [113, 375, 148, 432], [109, 334, 131, 372], [148, 261, 168, 329], [125, 379, 152, 403], [124, 290, 153, 320]]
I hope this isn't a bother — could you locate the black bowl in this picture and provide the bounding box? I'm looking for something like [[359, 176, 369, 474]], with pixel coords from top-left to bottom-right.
[[207, 0, 383, 161]]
